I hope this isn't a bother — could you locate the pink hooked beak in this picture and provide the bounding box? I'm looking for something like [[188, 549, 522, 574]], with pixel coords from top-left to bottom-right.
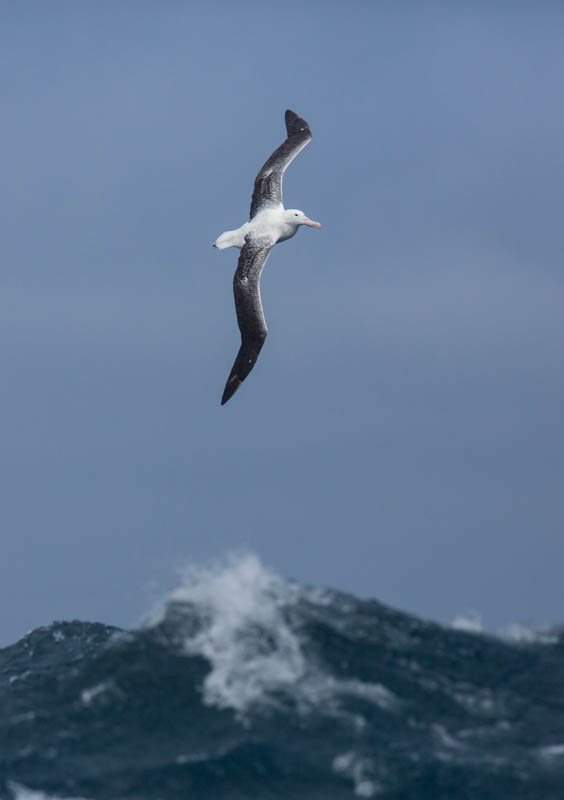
[[302, 216, 322, 229]]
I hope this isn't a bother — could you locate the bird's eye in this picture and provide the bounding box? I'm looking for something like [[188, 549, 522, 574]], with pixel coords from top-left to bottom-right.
[[294, 213, 299, 217]]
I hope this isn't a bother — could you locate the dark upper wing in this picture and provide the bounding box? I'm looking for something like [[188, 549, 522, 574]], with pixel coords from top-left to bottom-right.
[[221, 235, 275, 405], [249, 109, 312, 219]]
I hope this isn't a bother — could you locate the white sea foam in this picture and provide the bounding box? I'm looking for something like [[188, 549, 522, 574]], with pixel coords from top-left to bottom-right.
[[451, 611, 483, 633], [450, 685, 497, 715], [498, 622, 559, 645], [432, 723, 466, 752], [9, 671, 31, 684], [327, 678, 398, 712], [332, 752, 380, 797], [150, 553, 304, 712], [451, 613, 560, 646], [9, 711, 36, 725], [80, 680, 113, 706], [8, 783, 89, 800], [431, 723, 483, 766], [147, 553, 399, 718], [538, 743, 564, 760]]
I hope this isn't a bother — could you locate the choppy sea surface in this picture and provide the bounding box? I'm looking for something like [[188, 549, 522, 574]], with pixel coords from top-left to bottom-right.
[[1, 555, 564, 799]]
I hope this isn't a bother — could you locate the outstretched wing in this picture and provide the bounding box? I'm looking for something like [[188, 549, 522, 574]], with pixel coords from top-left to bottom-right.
[[221, 235, 275, 405], [249, 109, 312, 219]]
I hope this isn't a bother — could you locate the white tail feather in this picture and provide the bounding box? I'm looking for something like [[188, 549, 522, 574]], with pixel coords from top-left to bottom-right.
[[212, 225, 249, 250]]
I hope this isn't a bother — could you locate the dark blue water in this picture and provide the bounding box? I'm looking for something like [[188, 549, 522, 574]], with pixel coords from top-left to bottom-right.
[[2, 555, 564, 799]]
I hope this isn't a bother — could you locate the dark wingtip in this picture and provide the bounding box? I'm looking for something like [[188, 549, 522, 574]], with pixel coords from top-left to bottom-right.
[[221, 335, 267, 405], [284, 109, 311, 138], [221, 376, 242, 406]]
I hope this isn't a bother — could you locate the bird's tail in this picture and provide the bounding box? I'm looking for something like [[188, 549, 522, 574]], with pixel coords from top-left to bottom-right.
[[212, 229, 245, 250]]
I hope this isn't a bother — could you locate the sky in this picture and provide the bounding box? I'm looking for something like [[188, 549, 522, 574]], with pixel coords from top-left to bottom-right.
[[1, 1, 563, 646]]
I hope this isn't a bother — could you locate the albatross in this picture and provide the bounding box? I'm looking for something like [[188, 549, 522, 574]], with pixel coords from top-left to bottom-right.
[[213, 109, 321, 405]]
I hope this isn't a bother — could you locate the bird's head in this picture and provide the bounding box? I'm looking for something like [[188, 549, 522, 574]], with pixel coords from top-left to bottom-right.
[[285, 209, 322, 229]]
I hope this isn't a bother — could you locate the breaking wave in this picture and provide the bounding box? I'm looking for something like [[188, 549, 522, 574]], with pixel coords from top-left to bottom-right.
[[1, 554, 563, 799]]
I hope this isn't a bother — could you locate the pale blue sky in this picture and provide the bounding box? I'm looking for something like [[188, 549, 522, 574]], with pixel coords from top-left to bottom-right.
[[1, 2, 563, 645]]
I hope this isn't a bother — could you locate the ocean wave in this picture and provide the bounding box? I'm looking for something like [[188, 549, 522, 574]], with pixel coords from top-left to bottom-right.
[[147, 553, 399, 720], [2, 553, 564, 799]]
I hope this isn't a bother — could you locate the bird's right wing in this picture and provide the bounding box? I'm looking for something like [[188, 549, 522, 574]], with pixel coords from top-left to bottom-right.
[[249, 109, 312, 219], [221, 235, 275, 405]]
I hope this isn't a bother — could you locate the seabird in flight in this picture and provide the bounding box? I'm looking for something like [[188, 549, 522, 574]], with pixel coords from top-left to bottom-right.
[[213, 109, 321, 405]]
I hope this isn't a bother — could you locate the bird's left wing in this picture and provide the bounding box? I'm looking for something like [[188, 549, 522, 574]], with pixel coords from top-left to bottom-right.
[[221, 235, 275, 405], [249, 110, 312, 219]]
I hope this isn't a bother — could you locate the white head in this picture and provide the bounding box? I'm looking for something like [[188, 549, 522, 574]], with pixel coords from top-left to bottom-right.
[[285, 209, 322, 229]]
